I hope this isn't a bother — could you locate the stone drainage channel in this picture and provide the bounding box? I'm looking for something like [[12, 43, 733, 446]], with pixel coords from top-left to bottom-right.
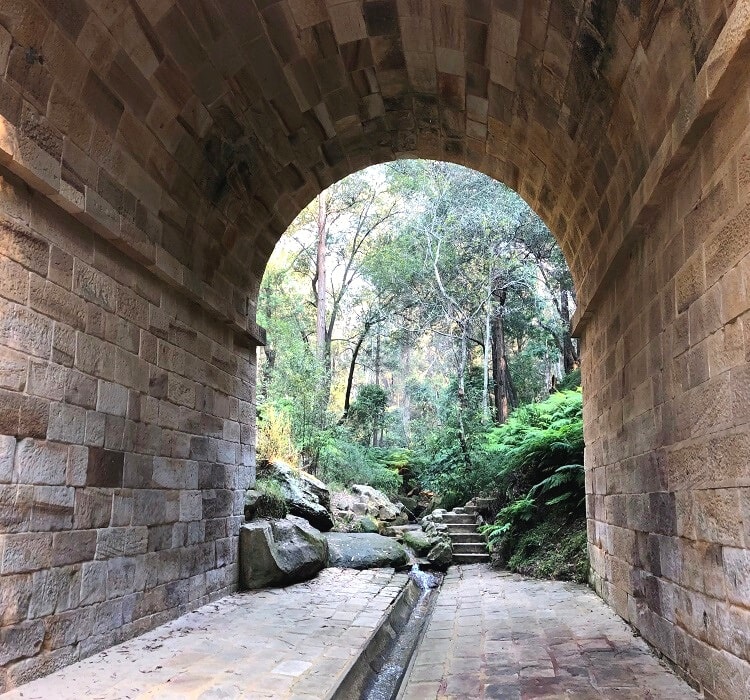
[[328, 564, 442, 700]]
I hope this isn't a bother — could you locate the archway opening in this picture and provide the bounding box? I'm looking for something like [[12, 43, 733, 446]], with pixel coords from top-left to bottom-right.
[[256, 159, 586, 580]]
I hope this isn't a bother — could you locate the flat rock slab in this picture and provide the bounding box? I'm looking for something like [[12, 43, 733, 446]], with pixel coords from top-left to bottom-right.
[[0, 568, 408, 700], [324, 531, 409, 569], [399, 565, 700, 700]]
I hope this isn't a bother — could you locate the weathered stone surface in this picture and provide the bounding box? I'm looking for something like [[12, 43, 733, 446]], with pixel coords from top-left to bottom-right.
[[353, 514, 380, 533], [350, 484, 408, 524], [324, 532, 408, 569], [239, 516, 328, 589], [402, 528, 432, 556], [256, 459, 333, 531]]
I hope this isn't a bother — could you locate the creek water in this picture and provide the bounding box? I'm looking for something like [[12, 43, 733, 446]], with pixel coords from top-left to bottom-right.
[[360, 563, 441, 700]]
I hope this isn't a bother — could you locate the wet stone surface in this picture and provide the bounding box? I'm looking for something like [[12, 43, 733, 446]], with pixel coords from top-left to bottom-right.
[[398, 565, 700, 700], [0, 568, 408, 700]]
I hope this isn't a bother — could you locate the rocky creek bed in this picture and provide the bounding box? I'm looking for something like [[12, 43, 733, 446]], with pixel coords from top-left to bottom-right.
[[240, 459, 453, 589]]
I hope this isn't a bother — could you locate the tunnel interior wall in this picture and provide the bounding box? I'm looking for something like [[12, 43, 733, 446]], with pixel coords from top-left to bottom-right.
[[583, 59, 750, 698], [0, 167, 255, 690]]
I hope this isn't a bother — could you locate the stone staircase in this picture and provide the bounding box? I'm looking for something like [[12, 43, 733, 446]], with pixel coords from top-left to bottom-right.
[[445, 500, 492, 564]]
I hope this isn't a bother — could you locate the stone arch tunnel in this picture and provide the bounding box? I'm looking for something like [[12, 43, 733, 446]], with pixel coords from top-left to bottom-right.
[[0, 0, 748, 695]]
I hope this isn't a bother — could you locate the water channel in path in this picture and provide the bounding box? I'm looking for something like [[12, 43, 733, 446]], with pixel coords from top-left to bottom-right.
[[360, 563, 442, 700]]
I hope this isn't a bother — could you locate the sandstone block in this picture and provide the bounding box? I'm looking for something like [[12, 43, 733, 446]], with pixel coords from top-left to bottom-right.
[[51, 322, 75, 367], [0, 435, 15, 482], [30, 485, 75, 531], [79, 560, 107, 605], [96, 379, 128, 416], [0, 299, 52, 359], [95, 526, 147, 560], [723, 547, 750, 608], [0, 220, 49, 275], [84, 410, 105, 446], [111, 489, 133, 526], [0, 252, 29, 303], [14, 438, 68, 485], [28, 566, 81, 618], [0, 346, 27, 392], [75, 333, 115, 380], [106, 556, 138, 598], [0, 620, 44, 666], [0, 572, 32, 625], [114, 348, 149, 392], [132, 489, 167, 526], [47, 402, 86, 444], [51, 530, 96, 567], [1, 532, 52, 573], [72, 260, 116, 311], [85, 446, 124, 488], [64, 370, 98, 408], [180, 490, 202, 521], [29, 276, 86, 330]]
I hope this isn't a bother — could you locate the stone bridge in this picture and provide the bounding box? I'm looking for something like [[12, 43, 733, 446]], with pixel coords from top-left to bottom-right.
[[0, 0, 748, 696]]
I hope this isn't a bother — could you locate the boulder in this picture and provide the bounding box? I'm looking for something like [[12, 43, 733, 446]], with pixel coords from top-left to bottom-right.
[[402, 529, 432, 556], [324, 532, 409, 569], [426, 539, 452, 568], [350, 484, 408, 524], [419, 510, 453, 569], [240, 516, 328, 589], [257, 460, 333, 531], [394, 495, 419, 517], [354, 514, 380, 533]]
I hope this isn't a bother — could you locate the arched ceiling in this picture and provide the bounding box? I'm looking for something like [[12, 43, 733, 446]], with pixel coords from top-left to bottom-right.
[[0, 0, 736, 330]]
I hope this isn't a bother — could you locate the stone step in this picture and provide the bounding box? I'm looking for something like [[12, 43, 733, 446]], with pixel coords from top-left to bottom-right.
[[452, 542, 488, 555], [453, 505, 478, 515], [443, 514, 476, 525], [450, 533, 485, 544], [446, 523, 479, 533], [452, 552, 491, 564]]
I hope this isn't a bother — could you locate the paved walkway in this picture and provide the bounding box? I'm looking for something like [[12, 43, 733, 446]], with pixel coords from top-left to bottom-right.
[[1, 564, 700, 700], [0, 568, 408, 700], [399, 565, 698, 699]]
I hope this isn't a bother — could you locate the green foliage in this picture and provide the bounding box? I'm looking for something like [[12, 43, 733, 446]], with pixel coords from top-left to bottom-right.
[[473, 389, 587, 581], [253, 478, 289, 519], [346, 384, 389, 445], [557, 368, 581, 391], [256, 403, 298, 464], [505, 517, 589, 583], [258, 160, 583, 545], [316, 427, 403, 494]]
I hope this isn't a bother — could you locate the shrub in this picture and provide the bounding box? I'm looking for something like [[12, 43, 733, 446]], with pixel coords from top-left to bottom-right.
[[317, 427, 402, 494], [257, 403, 299, 464], [477, 389, 588, 581]]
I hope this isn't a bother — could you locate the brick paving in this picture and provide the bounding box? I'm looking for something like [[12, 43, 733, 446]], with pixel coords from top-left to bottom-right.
[[399, 565, 700, 700], [0, 564, 706, 699], [0, 568, 408, 700]]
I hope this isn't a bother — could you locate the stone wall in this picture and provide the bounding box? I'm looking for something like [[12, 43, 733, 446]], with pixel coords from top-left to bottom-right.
[[584, 53, 750, 698], [0, 168, 255, 690]]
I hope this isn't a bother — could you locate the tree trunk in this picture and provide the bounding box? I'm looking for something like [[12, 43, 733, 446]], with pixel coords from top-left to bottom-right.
[[315, 193, 327, 365], [560, 289, 578, 374], [491, 303, 511, 424], [374, 330, 381, 387], [456, 321, 472, 469], [341, 326, 369, 422], [482, 273, 492, 421]]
